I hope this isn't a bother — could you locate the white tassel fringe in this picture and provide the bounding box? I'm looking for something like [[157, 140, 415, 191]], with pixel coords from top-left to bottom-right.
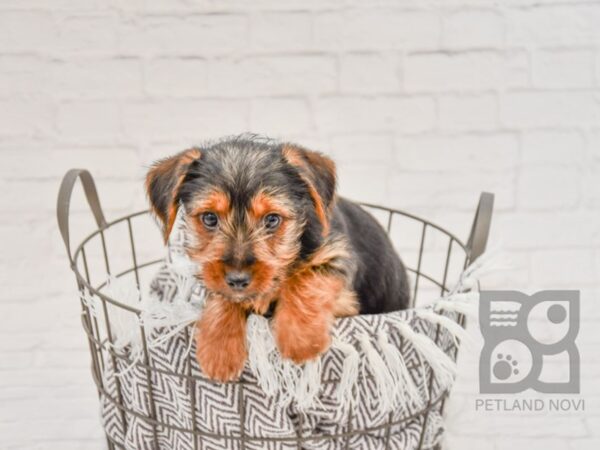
[[331, 337, 360, 409], [377, 331, 423, 409], [358, 333, 396, 412], [246, 315, 279, 396], [415, 310, 474, 350], [393, 322, 457, 389]]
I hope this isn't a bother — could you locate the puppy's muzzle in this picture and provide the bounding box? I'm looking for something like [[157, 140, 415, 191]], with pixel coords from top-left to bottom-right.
[[225, 270, 251, 291]]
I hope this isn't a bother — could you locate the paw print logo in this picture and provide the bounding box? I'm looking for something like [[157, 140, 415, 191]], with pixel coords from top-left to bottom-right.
[[493, 354, 518, 380], [486, 339, 531, 385], [479, 290, 579, 394]]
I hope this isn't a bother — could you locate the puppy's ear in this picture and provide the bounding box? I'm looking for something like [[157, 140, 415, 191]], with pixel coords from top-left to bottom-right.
[[282, 145, 337, 235], [146, 148, 201, 242]]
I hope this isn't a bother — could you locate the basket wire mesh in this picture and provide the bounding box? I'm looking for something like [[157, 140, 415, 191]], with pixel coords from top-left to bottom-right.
[[57, 169, 493, 450]]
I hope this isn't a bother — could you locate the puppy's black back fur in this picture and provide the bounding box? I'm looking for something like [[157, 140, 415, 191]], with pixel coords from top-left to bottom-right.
[[332, 198, 410, 313]]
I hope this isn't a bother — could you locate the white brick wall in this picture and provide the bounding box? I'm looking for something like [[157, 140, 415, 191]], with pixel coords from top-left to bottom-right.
[[1, 1, 599, 448]]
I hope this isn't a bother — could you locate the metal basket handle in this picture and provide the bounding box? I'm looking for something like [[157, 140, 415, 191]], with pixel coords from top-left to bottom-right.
[[57, 169, 107, 264], [466, 192, 494, 262]]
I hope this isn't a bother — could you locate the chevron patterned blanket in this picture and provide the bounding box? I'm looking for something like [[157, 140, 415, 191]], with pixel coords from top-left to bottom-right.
[[93, 223, 486, 450]]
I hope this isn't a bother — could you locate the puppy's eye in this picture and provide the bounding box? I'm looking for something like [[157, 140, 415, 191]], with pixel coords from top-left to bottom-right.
[[264, 213, 281, 230], [201, 212, 219, 229]]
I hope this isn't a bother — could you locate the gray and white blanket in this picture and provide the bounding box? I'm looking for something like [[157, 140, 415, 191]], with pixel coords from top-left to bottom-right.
[[94, 226, 485, 450]]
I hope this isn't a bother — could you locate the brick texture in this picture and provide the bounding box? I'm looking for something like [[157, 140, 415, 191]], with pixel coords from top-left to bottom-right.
[[1, 1, 599, 449]]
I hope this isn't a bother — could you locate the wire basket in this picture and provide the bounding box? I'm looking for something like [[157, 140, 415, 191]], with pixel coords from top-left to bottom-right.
[[57, 169, 494, 450]]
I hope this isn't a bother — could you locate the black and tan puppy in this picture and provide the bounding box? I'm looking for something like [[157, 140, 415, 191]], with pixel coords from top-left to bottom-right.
[[146, 136, 410, 381]]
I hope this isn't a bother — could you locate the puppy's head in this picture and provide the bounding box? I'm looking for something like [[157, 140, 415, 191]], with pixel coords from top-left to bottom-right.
[[146, 138, 336, 304]]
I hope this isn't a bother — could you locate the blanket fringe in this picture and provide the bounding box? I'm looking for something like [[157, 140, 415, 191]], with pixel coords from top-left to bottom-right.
[[358, 333, 397, 412], [377, 331, 422, 409], [393, 322, 457, 389], [453, 245, 504, 293], [434, 298, 478, 320], [331, 337, 360, 410], [246, 315, 280, 396], [415, 310, 474, 350], [295, 359, 323, 411]]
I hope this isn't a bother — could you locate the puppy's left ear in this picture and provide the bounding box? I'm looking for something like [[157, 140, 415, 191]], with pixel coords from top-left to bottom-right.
[[283, 145, 337, 235], [146, 148, 201, 242]]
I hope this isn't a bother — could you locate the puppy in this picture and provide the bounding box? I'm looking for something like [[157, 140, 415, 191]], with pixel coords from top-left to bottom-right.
[[146, 136, 410, 381]]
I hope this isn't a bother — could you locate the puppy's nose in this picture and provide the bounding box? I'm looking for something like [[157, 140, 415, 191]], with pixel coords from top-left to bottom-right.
[[225, 271, 251, 291]]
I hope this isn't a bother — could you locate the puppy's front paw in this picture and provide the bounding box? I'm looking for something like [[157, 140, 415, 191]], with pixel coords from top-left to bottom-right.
[[274, 311, 331, 364], [195, 296, 248, 382], [277, 330, 331, 364], [273, 271, 340, 364], [196, 340, 246, 382]]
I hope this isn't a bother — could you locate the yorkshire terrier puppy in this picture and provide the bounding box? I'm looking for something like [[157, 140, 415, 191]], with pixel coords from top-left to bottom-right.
[[146, 136, 410, 382]]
